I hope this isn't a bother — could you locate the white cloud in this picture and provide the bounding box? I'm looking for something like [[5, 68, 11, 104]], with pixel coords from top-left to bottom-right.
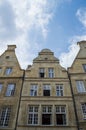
[[0, 0, 74, 69], [76, 8, 86, 27], [60, 7, 86, 69], [8, 0, 56, 38], [0, 0, 58, 69], [60, 43, 80, 69], [60, 34, 86, 69]]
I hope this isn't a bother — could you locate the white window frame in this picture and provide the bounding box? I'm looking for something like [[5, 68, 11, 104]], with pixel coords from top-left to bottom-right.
[[5, 84, 15, 96], [56, 106, 66, 125], [0, 106, 11, 127], [81, 103, 86, 119], [39, 68, 45, 78], [42, 106, 52, 113], [30, 85, 37, 96], [43, 85, 51, 96], [48, 68, 54, 78], [76, 81, 86, 93], [42, 106, 52, 125], [43, 85, 51, 90], [28, 106, 39, 125], [5, 68, 12, 75], [56, 84, 63, 96]]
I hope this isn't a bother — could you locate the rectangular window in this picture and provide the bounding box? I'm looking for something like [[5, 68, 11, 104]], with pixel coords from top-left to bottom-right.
[[56, 106, 66, 125], [81, 103, 86, 119], [5, 84, 15, 96], [42, 106, 52, 125], [39, 68, 45, 78], [56, 84, 63, 96], [76, 81, 86, 92], [0, 84, 3, 92], [0, 68, 2, 73], [28, 106, 39, 125], [83, 64, 86, 72], [5, 68, 12, 75], [30, 85, 37, 96], [0, 106, 11, 127], [43, 85, 50, 96], [48, 68, 54, 78]]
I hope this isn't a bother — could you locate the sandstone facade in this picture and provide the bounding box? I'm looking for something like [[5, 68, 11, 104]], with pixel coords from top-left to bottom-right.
[[0, 41, 86, 130]]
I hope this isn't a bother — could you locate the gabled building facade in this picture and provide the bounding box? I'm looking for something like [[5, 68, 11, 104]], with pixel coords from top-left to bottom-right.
[[17, 49, 77, 130], [0, 41, 86, 130], [68, 41, 86, 130], [0, 45, 24, 130]]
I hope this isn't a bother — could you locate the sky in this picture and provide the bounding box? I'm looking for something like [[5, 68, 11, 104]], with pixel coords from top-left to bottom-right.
[[0, 0, 86, 69]]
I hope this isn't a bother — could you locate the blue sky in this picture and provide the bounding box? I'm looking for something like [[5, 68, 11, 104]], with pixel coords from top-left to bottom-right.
[[0, 0, 86, 69]]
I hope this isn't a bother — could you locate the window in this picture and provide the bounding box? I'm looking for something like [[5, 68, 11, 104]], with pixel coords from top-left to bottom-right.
[[28, 106, 39, 125], [42, 106, 52, 125], [48, 68, 54, 78], [56, 84, 63, 96], [0, 106, 11, 127], [5, 84, 15, 96], [5, 68, 12, 75], [76, 81, 86, 92], [83, 64, 86, 72], [81, 103, 86, 119], [39, 68, 45, 78], [6, 56, 10, 59], [43, 85, 50, 96], [30, 85, 37, 96], [0, 84, 3, 92], [0, 68, 2, 73], [56, 106, 66, 125]]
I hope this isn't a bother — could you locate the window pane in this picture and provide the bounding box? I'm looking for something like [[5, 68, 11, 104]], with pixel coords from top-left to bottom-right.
[[83, 64, 86, 72], [81, 103, 86, 119], [39, 68, 45, 78], [42, 114, 51, 125], [42, 106, 52, 125], [76, 81, 85, 92], [43, 85, 50, 96], [0, 106, 11, 127], [43, 85, 50, 90], [0, 84, 3, 92], [5, 84, 15, 96], [56, 114, 66, 125], [30, 85, 37, 96], [34, 114, 38, 124], [48, 68, 54, 78], [42, 106, 52, 113], [43, 90, 50, 96], [56, 85, 63, 96], [0, 68, 2, 73], [28, 106, 38, 125], [5, 68, 12, 75], [56, 106, 66, 125]]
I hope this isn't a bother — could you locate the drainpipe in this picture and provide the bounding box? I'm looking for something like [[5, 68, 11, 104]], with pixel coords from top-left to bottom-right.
[[67, 71, 80, 130], [15, 70, 25, 130]]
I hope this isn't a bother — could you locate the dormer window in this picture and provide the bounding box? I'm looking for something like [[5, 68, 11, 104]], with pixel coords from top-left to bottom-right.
[[39, 68, 45, 78], [5, 68, 12, 75]]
